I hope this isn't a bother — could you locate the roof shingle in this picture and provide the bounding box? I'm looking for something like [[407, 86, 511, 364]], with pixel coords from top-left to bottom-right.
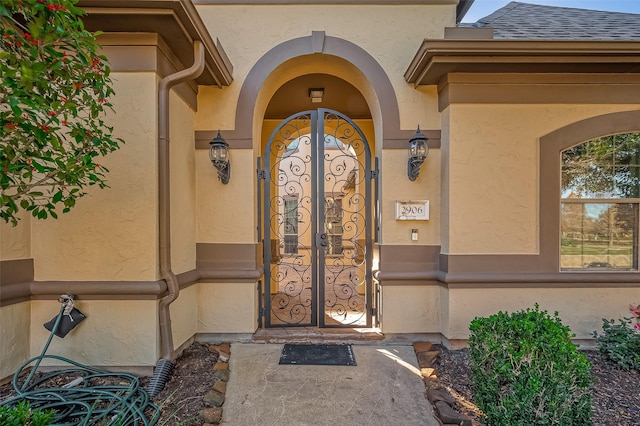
[[466, 1, 640, 40]]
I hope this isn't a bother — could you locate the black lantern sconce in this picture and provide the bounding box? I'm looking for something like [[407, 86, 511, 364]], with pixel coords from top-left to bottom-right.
[[209, 130, 230, 184], [408, 126, 429, 181]]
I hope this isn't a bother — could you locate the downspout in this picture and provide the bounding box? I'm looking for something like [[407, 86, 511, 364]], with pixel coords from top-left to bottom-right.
[[148, 41, 205, 398]]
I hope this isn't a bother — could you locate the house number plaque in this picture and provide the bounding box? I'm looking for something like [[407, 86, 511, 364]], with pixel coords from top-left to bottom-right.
[[395, 200, 429, 220]]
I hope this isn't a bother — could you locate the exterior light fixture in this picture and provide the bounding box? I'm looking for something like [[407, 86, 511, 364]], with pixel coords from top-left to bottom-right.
[[408, 126, 428, 181], [209, 130, 230, 184], [309, 88, 324, 103]]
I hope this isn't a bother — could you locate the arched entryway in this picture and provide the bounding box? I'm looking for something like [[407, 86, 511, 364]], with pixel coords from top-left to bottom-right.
[[259, 108, 377, 328]]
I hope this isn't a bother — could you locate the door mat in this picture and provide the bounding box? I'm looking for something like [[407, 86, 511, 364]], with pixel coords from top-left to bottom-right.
[[279, 344, 357, 366]]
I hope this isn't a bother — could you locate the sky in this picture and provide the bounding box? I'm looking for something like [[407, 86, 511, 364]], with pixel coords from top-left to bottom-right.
[[463, 0, 640, 22]]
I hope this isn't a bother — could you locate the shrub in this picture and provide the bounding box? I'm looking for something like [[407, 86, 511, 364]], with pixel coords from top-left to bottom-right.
[[593, 316, 640, 371], [468, 305, 592, 426], [0, 401, 54, 426]]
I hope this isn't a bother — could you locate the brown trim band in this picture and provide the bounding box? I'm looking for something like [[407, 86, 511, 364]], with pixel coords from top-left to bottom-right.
[[4, 237, 640, 306], [196, 243, 261, 271], [0, 259, 34, 306], [379, 244, 440, 272], [1, 258, 33, 286], [405, 39, 640, 86], [30, 281, 167, 300], [194, 131, 253, 149], [437, 75, 640, 111], [383, 130, 441, 149]]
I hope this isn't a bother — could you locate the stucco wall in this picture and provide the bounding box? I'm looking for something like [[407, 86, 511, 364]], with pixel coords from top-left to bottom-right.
[[197, 150, 255, 243], [381, 149, 440, 245], [30, 299, 158, 367], [197, 282, 258, 333], [446, 104, 640, 254], [169, 284, 198, 350], [0, 214, 31, 260], [380, 285, 441, 334], [170, 90, 197, 274], [445, 287, 638, 342], [32, 73, 159, 281], [195, 4, 452, 131], [0, 302, 30, 379]]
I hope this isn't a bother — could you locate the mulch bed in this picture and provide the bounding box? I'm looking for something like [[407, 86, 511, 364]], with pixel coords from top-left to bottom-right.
[[143, 343, 220, 425], [434, 346, 640, 426]]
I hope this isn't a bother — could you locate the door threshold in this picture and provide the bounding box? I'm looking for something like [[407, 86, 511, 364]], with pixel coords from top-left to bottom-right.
[[253, 327, 384, 344]]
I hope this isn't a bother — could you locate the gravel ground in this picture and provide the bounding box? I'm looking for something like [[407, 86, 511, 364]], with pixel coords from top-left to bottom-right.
[[434, 347, 640, 426]]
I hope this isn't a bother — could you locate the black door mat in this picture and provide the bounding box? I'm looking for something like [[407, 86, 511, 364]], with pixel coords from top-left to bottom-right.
[[279, 344, 357, 366]]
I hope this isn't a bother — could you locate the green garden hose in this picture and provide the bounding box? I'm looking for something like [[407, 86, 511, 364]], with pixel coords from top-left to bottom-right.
[[0, 305, 161, 425]]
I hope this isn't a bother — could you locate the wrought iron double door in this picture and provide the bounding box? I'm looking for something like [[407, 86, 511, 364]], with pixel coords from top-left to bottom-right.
[[260, 109, 377, 328]]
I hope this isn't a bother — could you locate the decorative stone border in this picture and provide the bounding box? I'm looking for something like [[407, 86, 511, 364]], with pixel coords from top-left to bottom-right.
[[413, 342, 472, 426], [200, 343, 231, 425]]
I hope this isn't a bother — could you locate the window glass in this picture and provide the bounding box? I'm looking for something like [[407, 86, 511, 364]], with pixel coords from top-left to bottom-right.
[[284, 198, 298, 254], [325, 196, 343, 256], [561, 133, 640, 270], [561, 202, 638, 270], [562, 134, 640, 199]]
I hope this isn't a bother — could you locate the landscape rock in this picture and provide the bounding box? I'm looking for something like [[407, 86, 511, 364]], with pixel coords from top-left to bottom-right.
[[213, 362, 229, 371], [417, 350, 440, 368], [434, 401, 472, 426], [214, 369, 230, 382], [421, 367, 436, 378], [200, 407, 223, 424], [427, 387, 455, 405], [413, 342, 434, 353], [203, 390, 225, 407], [212, 380, 227, 394]]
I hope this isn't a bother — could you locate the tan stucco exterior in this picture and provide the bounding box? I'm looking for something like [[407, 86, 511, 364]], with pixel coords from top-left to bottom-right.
[[195, 4, 454, 131], [170, 91, 198, 274], [381, 149, 441, 245], [380, 285, 441, 334], [29, 300, 159, 367], [0, 302, 30, 379], [0, 214, 30, 260], [197, 282, 259, 333], [32, 73, 159, 282], [445, 287, 639, 342], [445, 103, 640, 254]]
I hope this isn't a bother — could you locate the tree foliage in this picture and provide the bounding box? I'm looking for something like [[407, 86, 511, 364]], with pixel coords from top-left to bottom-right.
[[562, 133, 640, 199], [0, 0, 122, 225]]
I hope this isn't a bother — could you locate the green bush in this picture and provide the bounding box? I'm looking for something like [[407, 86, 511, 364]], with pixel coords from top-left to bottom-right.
[[0, 401, 54, 426], [468, 305, 592, 426], [593, 317, 640, 371]]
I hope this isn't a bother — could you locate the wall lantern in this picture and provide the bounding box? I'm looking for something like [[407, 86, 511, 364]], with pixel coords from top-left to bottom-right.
[[209, 130, 230, 184], [309, 88, 324, 103], [408, 126, 428, 181]]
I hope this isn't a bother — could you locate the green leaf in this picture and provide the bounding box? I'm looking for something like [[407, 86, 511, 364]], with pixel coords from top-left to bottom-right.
[[52, 190, 63, 203]]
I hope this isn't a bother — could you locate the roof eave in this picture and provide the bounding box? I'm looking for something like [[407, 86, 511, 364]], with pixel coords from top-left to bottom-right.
[[405, 39, 640, 86], [78, 0, 233, 87], [456, 0, 475, 24]]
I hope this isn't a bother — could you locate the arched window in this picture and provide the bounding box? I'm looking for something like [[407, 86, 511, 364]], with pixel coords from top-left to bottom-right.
[[561, 133, 640, 270]]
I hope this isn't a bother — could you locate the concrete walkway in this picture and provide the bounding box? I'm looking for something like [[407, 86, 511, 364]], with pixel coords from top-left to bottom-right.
[[223, 343, 440, 426]]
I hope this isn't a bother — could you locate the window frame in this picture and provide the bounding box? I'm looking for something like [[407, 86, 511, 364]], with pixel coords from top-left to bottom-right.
[[560, 133, 640, 271], [539, 110, 640, 275]]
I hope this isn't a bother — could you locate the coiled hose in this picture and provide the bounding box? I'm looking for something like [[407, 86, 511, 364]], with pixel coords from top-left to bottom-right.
[[0, 306, 161, 425]]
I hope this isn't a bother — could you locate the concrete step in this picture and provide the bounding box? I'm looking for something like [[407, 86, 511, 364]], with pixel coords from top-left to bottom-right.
[[253, 327, 384, 344]]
